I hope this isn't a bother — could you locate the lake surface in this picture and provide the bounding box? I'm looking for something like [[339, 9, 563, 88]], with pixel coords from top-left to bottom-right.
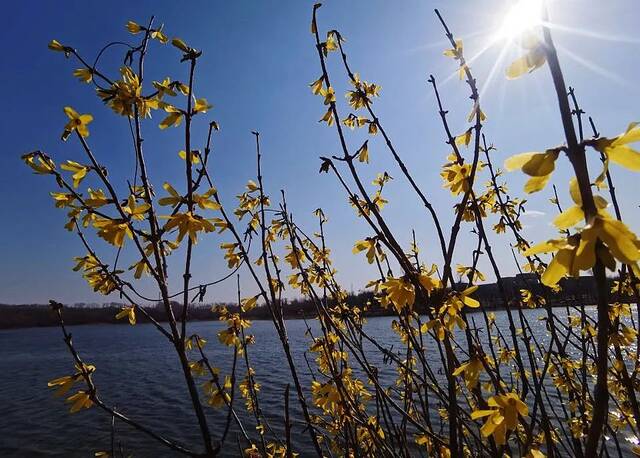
[[0, 307, 632, 457]]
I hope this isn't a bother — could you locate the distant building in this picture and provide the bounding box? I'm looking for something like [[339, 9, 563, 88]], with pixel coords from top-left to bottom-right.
[[472, 274, 598, 309]]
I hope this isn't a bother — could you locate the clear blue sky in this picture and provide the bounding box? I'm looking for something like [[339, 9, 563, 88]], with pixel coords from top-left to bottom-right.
[[1, 0, 639, 304]]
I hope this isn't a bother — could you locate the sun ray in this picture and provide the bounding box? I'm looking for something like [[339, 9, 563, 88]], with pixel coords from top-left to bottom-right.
[[404, 30, 487, 55], [544, 22, 640, 45], [496, 0, 544, 41], [557, 44, 632, 88], [478, 39, 513, 101], [438, 32, 497, 87]]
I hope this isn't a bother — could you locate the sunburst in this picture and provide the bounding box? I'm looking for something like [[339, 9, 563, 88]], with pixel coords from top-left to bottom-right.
[[496, 0, 544, 42]]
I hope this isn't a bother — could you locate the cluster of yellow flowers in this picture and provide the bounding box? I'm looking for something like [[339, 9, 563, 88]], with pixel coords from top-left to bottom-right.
[[47, 363, 96, 413], [33, 5, 640, 457]]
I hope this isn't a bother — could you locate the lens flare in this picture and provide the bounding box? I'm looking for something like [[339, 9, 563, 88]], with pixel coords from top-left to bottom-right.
[[497, 0, 544, 40]]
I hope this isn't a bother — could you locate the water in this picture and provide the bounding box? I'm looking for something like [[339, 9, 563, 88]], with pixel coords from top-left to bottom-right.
[[0, 308, 632, 457]]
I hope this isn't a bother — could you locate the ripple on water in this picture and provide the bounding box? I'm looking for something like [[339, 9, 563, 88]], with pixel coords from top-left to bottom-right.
[[0, 307, 631, 456]]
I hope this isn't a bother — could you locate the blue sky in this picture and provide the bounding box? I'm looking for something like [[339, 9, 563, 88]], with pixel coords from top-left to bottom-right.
[[1, 0, 639, 304]]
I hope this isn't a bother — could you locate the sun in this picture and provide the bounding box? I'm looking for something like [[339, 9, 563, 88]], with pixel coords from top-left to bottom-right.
[[496, 0, 544, 41]]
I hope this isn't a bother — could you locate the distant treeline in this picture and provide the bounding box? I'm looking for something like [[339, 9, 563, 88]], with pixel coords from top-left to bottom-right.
[[0, 294, 378, 330], [0, 274, 628, 330]]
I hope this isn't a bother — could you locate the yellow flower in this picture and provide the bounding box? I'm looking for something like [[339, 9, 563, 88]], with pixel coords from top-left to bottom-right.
[[158, 103, 183, 129], [150, 26, 169, 44], [73, 68, 93, 83], [380, 276, 415, 312], [126, 20, 142, 34], [352, 238, 380, 264], [184, 335, 207, 351], [73, 255, 119, 294], [319, 107, 334, 126], [284, 246, 306, 269], [115, 306, 136, 325], [61, 107, 93, 141], [311, 380, 341, 414], [504, 148, 561, 194], [218, 327, 240, 347], [221, 243, 242, 268], [93, 218, 133, 247], [98, 67, 156, 118], [48, 364, 96, 413], [206, 383, 231, 409], [471, 392, 528, 445], [593, 122, 640, 172], [193, 188, 221, 211], [240, 295, 259, 312], [244, 180, 258, 192], [73, 254, 101, 273], [60, 160, 89, 188], [129, 258, 150, 279], [171, 37, 192, 53], [520, 289, 545, 308], [66, 390, 94, 413], [609, 302, 631, 321], [325, 31, 339, 53], [467, 101, 487, 123], [244, 444, 260, 458], [453, 356, 485, 389], [22, 152, 56, 174], [193, 98, 212, 114], [451, 285, 480, 309], [499, 348, 515, 364], [122, 195, 150, 221], [309, 75, 325, 94], [356, 140, 369, 163], [153, 77, 177, 98], [454, 128, 473, 147], [85, 188, 109, 208], [441, 155, 472, 195], [48, 374, 78, 397], [342, 114, 369, 130], [525, 214, 640, 286], [423, 286, 480, 339], [158, 182, 182, 207], [609, 324, 637, 347], [443, 39, 463, 59], [418, 268, 441, 292], [163, 212, 214, 244], [506, 38, 546, 79], [456, 264, 486, 282], [346, 74, 381, 110], [51, 192, 76, 208], [48, 39, 66, 52], [48, 364, 95, 394], [552, 178, 608, 230], [188, 360, 207, 377]]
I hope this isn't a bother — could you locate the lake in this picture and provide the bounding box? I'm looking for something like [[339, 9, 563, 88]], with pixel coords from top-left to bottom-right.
[[0, 307, 632, 456]]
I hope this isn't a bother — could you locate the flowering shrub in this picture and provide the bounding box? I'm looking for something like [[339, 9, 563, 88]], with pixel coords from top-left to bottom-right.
[[28, 4, 640, 457]]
